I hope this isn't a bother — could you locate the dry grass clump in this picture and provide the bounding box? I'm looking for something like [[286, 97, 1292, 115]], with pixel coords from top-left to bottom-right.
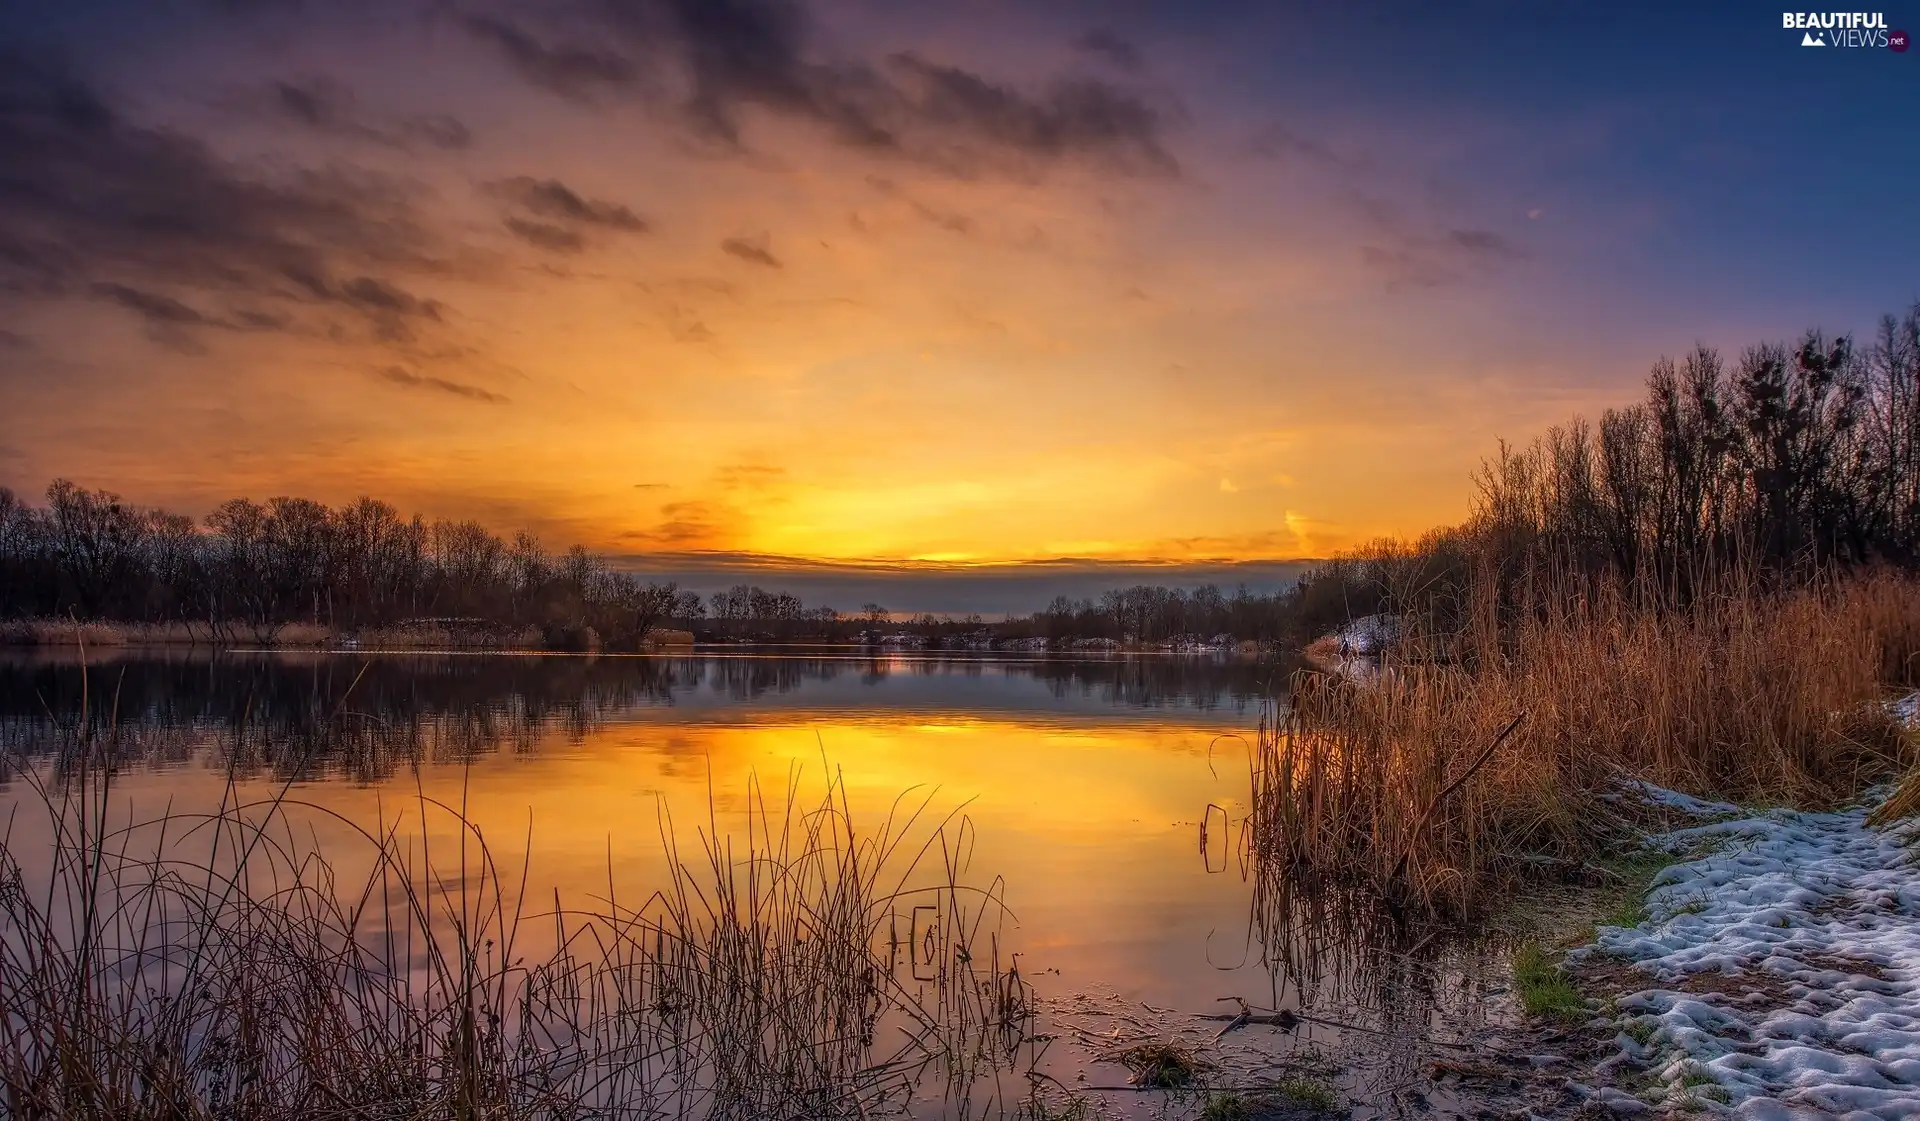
[[1108, 1041, 1212, 1088], [0, 619, 333, 647], [0, 677, 1032, 1119], [1256, 572, 1920, 916], [349, 621, 697, 651], [0, 619, 138, 646], [349, 620, 544, 650], [1867, 767, 1920, 827]]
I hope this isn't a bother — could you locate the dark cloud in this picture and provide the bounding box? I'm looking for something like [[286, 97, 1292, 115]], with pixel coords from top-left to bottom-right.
[[645, 497, 731, 547], [912, 202, 971, 235], [1446, 228, 1522, 258], [90, 281, 299, 348], [282, 268, 443, 340], [90, 282, 218, 327], [669, 317, 715, 343], [1247, 122, 1355, 170], [504, 217, 585, 253], [1347, 191, 1527, 291], [1359, 245, 1457, 290], [271, 80, 330, 125], [1360, 237, 1524, 291], [230, 307, 293, 330], [0, 328, 27, 349], [337, 275, 439, 318], [407, 116, 474, 151], [622, 467, 788, 548], [862, 175, 970, 233], [715, 462, 785, 488], [630, 464, 783, 547], [467, 1, 1178, 178], [1074, 30, 1142, 71], [463, 15, 640, 102], [486, 176, 649, 254], [0, 55, 458, 350], [720, 235, 780, 268], [373, 365, 508, 403], [489, 176, 648, 231], [267, 78, 472, 151], [882, 52, 1177, 176]]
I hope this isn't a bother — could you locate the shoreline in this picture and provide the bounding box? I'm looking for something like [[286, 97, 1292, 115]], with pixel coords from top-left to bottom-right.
[[1449, 771, 1920, 1119], [0, 618, 1283, 656]]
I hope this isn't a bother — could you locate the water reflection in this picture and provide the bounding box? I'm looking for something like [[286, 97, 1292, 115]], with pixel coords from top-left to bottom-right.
[[0, 650, 1290, 777], [0, 650, 1495, 1118]]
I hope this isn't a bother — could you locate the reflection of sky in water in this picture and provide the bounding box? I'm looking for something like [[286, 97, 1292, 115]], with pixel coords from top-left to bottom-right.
[[629, 653, 1287, 724], [0, 653, 1281, 1000], [0, 650, 1294, 731], [0, 652, 1490, 1115]]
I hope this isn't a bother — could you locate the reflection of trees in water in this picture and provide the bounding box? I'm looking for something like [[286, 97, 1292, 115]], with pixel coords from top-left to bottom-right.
[[681, 652, 1289, 712], [699, 655, 854, 699], [0, 652, 682, 727], [0, 654, 689, 783], [1027, 655, 1287, 712], [0, 652, 1292, 783]]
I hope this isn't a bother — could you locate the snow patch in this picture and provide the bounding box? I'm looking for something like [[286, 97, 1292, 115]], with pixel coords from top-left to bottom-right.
[[1613, 778, 1742, 819], [1574, 788, 1920, 1117], [1334, 613, 1402, 656]]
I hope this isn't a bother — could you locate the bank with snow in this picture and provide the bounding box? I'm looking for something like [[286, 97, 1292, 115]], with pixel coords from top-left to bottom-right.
[[1571, 789, 1920, 1118]]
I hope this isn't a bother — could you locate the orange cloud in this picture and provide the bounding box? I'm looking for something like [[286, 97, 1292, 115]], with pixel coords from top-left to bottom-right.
[[0, 7, 1621, 570]]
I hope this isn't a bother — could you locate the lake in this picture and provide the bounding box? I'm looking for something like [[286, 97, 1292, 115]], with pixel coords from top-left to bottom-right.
[[0, 649, 1505, 1117]]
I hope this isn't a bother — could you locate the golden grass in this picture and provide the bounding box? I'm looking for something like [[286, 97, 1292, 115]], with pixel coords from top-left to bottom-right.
[[0, 619, 332, 646], [351, 621, 546, 649], [1255, 571, 1920, 916], [1868, 765, 1920, 827]]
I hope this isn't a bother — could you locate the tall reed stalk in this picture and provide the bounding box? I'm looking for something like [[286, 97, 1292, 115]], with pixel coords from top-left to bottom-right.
[[0, 664, 1033, 1119]]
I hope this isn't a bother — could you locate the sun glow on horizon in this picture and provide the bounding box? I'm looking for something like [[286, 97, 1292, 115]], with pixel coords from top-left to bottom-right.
[[2, 1, 1913, 572]]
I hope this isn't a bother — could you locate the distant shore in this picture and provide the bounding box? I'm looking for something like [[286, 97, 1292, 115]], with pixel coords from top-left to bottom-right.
[[0, 617, 696, 652], [0, 617, 1281, 655]]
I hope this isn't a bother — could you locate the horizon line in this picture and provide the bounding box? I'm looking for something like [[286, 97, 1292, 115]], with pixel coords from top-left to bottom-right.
[[604, 551, 1329, 576]]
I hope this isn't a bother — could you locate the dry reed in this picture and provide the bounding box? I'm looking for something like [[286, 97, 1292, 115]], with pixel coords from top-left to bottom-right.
[[1253, 571, 1920, 917], [0, 668, 1033, 1119], [0, 619, 332, 647]]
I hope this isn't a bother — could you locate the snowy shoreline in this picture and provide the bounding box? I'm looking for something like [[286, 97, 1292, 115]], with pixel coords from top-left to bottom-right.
[[1570, 784, 1920, 1118]]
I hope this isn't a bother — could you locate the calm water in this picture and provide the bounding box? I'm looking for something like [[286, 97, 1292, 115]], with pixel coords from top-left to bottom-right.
[[0, 649, 1500, 1116]]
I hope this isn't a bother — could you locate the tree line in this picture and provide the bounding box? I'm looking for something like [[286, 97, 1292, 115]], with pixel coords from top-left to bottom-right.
[[0, 488, 688, 648], [1312, 304, 1920, 627], [702, 585, 1324, 645], [0, 478, 1328, 648], [1486, 307, 1920, 583], [1018, 585, 1315, 645]]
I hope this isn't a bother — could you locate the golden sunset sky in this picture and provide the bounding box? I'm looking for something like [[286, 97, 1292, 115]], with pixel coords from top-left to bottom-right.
[[2, 1, 1914, 589]]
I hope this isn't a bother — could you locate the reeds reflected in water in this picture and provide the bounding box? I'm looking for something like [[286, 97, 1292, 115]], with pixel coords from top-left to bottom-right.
[[0, 665, 1038, 1120]]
